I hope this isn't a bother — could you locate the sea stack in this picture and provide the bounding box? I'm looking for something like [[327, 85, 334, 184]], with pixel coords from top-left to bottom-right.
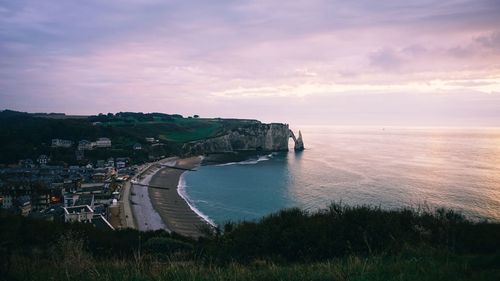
[[294, 130, 304, 151]]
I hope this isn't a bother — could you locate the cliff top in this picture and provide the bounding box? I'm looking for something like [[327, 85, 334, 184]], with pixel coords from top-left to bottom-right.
[[0, 110, 287, 165]]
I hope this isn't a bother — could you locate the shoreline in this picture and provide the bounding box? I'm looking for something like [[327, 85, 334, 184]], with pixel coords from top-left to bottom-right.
[[129, 153, 274, 235], [147, 156, 211, 237], [176, 168, 217, 228]]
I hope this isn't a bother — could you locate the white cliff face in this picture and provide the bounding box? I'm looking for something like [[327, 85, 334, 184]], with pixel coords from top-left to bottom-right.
[[182, 123, 290, 155], [265, 123, 291, 150]]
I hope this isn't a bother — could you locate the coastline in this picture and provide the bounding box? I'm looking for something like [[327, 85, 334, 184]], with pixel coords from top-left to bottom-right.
[[128, 154, 272, 235], [177, 167, 217, 228], [147, 156, 211, 237]]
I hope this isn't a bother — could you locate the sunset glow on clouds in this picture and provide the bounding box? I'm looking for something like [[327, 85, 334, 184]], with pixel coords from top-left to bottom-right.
[[1, 0, 499, 125]]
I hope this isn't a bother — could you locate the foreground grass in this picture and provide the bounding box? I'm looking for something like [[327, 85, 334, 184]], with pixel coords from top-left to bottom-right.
[[7, 252, 500, 281], [1, 204, 499, 280]]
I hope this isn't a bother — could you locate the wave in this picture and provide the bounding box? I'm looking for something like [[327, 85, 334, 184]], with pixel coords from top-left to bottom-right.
[[177, 172, 217, 227], [216, 154, 273, 167]]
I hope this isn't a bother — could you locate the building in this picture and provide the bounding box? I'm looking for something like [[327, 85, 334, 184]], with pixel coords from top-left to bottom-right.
[[133, 143, 142, 150], [31, 192, 53, 211], [63, 204, 113, 230], [63, 179, 80, 193], [106, 157, 115, 168], [0, 167, 65, 211], [78, 140, 93, 151], [115, 157, 129, 169], [80, 183, 107, 194], [51, 139, 73, 148], [15, 195, 31, 216], [116, 161, 126, 169], [37, 155, 50, 165], [116, 157, 129, 163], [95, 137, 111, 148], [63, 205, 93, 223], [63, 193, 78, 207], [145, 137, 156, 143], [94, 194, 113, 206], [1, 190, 51, 211], [0, 194, 13, 208]]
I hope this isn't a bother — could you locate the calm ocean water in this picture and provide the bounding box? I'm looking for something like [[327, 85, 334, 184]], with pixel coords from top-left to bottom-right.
[[180, 126, 500, 225]]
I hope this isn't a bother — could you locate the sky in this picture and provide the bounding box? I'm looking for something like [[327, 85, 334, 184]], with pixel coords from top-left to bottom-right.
[[1, 0, 500, 126]]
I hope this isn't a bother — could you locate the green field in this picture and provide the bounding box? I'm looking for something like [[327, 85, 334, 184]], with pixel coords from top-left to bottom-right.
[[0, 111, 250, 165], [158, 118, 224, 142]]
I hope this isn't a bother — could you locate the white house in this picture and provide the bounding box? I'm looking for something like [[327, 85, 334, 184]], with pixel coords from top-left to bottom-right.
[[116, 161, 126, 169], [78, 140, 93, 150], [52, 139, 73, 148], [37, 155, 50, 165], [95, 137, 111, 148], [63, 205, 94, 223]]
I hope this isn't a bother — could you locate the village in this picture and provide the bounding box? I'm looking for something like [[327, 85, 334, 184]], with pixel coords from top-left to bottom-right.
[[0, 136, 161, 230]]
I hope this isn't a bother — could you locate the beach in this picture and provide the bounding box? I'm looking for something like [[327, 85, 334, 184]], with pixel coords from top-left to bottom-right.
[[131, 156, 210, 237], [130, 159, 172, 232]]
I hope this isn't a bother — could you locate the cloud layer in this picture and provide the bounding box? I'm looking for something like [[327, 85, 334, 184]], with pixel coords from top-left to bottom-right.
[[1, 0, 499, 125]]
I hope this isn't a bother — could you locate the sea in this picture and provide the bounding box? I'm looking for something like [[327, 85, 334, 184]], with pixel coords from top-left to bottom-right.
[[179, 126, 500, 226]]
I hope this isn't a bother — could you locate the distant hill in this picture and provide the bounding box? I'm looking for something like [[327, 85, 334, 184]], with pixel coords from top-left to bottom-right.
[[0, 110, 260, 165]]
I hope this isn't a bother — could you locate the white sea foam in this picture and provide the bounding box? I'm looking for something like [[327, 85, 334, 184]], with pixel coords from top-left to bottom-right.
[[177, 171, 217, 227], [215, 154, 272, 166]]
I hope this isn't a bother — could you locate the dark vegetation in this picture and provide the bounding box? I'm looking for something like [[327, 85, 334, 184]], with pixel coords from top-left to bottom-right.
[[0, 110, 257, 165], [1, 204, 499, 280]]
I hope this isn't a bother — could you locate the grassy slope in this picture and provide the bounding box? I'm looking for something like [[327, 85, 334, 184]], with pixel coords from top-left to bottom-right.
[[0, 111, 233, 164], [8, 253, 500, 281], [1, 204, 499, 280], [157, 118, 223, 142]]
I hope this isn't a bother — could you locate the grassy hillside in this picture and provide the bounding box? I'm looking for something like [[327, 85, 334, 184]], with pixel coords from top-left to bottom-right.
[[0, 110, 257, 165], [1, 204, 499, 280], [7, 252, 499, 281]]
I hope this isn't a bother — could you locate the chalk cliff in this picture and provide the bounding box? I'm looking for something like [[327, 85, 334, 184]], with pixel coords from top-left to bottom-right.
[[294, 130, 304, 151], [182, 123, 290, 155]]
